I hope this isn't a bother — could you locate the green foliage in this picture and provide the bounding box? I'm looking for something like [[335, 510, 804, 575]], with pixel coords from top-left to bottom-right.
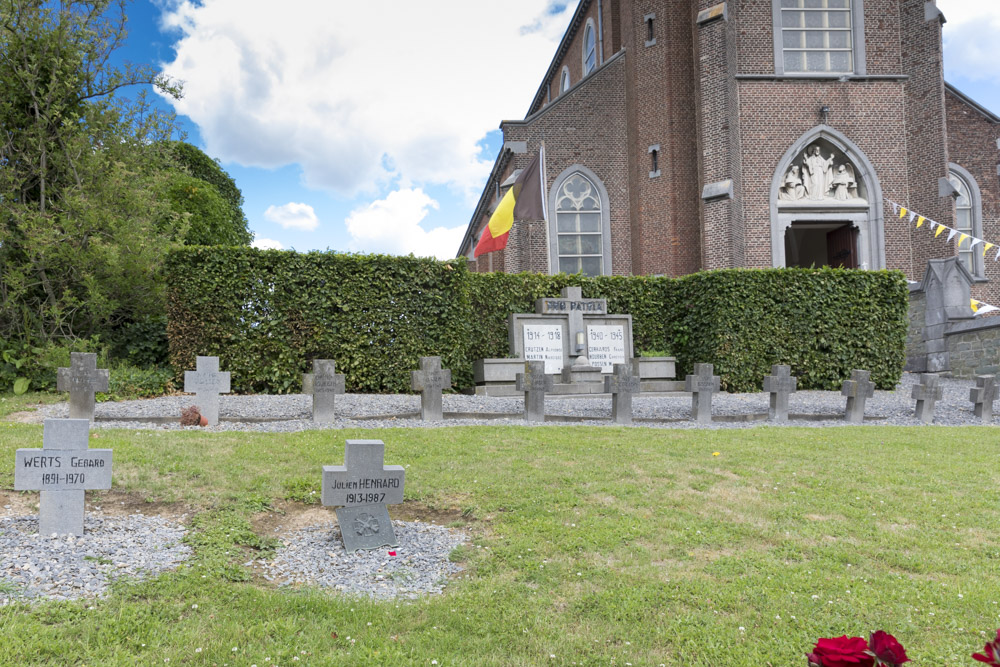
[[283, 478, 321, 505], [662, 267, 909, 390], [167, 142, 252, 247], [106, 315, 170, 368], [104, 363, 175, 400], [184, 503, 280, 582], [167, 249, 907, 394]]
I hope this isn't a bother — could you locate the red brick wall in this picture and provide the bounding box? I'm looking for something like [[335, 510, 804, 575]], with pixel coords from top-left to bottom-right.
[[946, 92, 1000, 304]]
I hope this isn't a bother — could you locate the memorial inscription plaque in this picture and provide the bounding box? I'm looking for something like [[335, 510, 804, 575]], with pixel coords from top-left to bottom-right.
[[586, 325, 627, 373]]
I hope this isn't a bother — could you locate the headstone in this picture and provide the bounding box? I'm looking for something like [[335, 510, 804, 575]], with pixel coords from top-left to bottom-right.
[[56, 352, 109, 421], [410, 356, 452, 421], [523, 324, 565, 374], [763, 364, 797, 422], [586, 324, 628, 373], [321, 439, 404, 552], [311, 359, 346, 423], [515, 360, 553, 423], [183, 356, 231, 426], [605, 362, 640, 425], [911, 373, 944, 423], [685, 363, 720, 424], [841, 369, 875, 424], [970, 374, 998, 422], [14, 419, 112, 536]]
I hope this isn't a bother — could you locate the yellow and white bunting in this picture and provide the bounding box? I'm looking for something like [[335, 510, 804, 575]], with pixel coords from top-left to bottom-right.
[[885, 197, 1000, 263]]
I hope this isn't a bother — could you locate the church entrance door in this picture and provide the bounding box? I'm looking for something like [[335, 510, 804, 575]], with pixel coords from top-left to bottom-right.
[[784, 221, 858, 269]]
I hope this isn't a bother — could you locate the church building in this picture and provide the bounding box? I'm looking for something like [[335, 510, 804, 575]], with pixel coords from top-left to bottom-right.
[[457, 0, 1000, 304]]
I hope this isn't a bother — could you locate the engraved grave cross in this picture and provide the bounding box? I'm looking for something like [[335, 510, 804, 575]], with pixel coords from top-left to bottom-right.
[[685, 363, 720, 424], [56, 352, 109, 421], [763, 364, 797, 422], [605, 362, 641, 425], [14, 419, 112, 536], [321, 439, 405, 552], [183, 356, 231, 426], [311, 359, 346, 423], [971, 374, 998, 422], [912, 374, 944, 423], [516, 360, 553, 423], [841, 369, 875, 424], [410, 356, 452, 421]]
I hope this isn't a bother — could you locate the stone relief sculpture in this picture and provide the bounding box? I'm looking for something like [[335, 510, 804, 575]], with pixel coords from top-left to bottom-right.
[[778, 143, 866, 205]]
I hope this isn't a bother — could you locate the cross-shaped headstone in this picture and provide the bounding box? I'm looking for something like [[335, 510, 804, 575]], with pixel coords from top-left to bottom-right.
[[311, 359, 346, 423], [970, 374, 998, 422], [14, 419, 112, 536], [605, 362, 640, 425], [321, 439, 405, 552], [763, 364, 797, 422], [841, 369, 875, 424], [410, 356, 452, 421], [535, 286, 608, 356], [183, 356, 231, 426], [685, 363, 720, 424], [516, 360, 553, 423], [56, 353, 109, 421], [912, 373, 944, 423]]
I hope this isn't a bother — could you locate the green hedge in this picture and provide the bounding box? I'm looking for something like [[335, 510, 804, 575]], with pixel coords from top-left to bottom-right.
[[166, 248, 908, 394]]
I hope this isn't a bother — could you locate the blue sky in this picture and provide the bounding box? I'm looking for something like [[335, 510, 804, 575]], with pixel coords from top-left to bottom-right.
[[116, 0, 1000, 259]]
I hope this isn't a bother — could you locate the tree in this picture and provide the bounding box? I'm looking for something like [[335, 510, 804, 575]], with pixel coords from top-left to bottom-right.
[[167, 142, 253, 246], [0, 0, 183, 343]]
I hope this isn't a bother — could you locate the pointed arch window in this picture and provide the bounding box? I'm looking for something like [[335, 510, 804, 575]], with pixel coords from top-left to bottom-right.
[[560, 66, 571, 93], [583, 21, 597, 75], [949, 165, 985, 279], [555, 173, 604, 276]]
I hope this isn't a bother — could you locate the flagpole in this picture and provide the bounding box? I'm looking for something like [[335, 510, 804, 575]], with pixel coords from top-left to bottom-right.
[[540, 140, 551, 274]]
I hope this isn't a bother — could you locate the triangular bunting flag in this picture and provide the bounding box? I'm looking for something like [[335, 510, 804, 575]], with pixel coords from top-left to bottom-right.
[[995, 246, 1000, 261], [946, 230, 957, 243], [916, 216, 925, 228], [983, 243, 995, 257], [899, 207, 908, 219], [971, 299, 980, 314], [958, 233, 968, 246], [977, 304, 1000, 316], [891, 202, 899, 216], [935, 225, 946, 238], [970, 238, 984, 248], [908, 211, 917, 223]]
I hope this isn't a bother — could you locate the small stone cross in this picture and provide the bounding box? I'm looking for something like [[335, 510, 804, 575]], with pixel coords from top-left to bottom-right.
[[14, 419, 112, 536], [841, 369, 875, 424], [410, 356, 452, 421], [322, 439, 405, 551], [763, 364, 797, 422], [912, 374, 944, 423], [970, 374, 998, 422], [56, 352, 109, 421], [516, 360, 553, 423], [311, 359, 346, 423], [685, 363, 720, 424], [605, 362, 640, 425], [183, 356, 231, 426]]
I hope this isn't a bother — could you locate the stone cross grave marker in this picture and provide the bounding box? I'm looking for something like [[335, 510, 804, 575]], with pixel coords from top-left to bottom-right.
[[56, 352, 109, 421], [841, 369, 875, 424], [535, 285, 607, 358], [685, 363, 720, 424], [763, 364, 797, 422], [516, 360, 553, 423], [410, 356, 452, 421], [183, 356, 231, 426], [605, 362, 640, 425], [321, 439, 405, 552], [311, 359, 346, 423], [912, 374, 944, 423], [970, 374, 998, 422], [14, 419, 112, 536]]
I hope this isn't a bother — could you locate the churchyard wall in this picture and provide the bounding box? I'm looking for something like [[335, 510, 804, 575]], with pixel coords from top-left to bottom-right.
[[167, 247, 908, 394]]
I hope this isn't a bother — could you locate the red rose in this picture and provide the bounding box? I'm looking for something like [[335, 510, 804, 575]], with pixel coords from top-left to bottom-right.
[[869, 631, 910, 665], [810, 636, 875, 667], [973, 628, 1000, 666]]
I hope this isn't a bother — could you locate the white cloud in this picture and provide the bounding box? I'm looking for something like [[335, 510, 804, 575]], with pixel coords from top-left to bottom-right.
[[939, 1, 1000, 82], [158, 1, 577, 198], [251, 237, 284, 250], [344, 188, 464, 259], [263, 202, 320, 231]]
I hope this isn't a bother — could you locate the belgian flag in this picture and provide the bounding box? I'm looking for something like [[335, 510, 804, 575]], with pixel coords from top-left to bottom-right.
[[474, 148, 547, 258]]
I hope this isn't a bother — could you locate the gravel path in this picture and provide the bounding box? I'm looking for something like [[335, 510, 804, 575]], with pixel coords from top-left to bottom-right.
[[0, 513, 190, 605], [261, 521, 468, 600], [30, 371, 999, 430]]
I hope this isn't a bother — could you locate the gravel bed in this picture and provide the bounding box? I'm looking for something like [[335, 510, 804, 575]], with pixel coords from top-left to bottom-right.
[[31, 372, 998, 430], [0, 513, 190, 605], [260, 521, 468, 599]]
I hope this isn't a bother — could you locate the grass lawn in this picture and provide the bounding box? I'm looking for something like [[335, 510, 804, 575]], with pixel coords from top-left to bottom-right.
[[1, 419, 999, 665]]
